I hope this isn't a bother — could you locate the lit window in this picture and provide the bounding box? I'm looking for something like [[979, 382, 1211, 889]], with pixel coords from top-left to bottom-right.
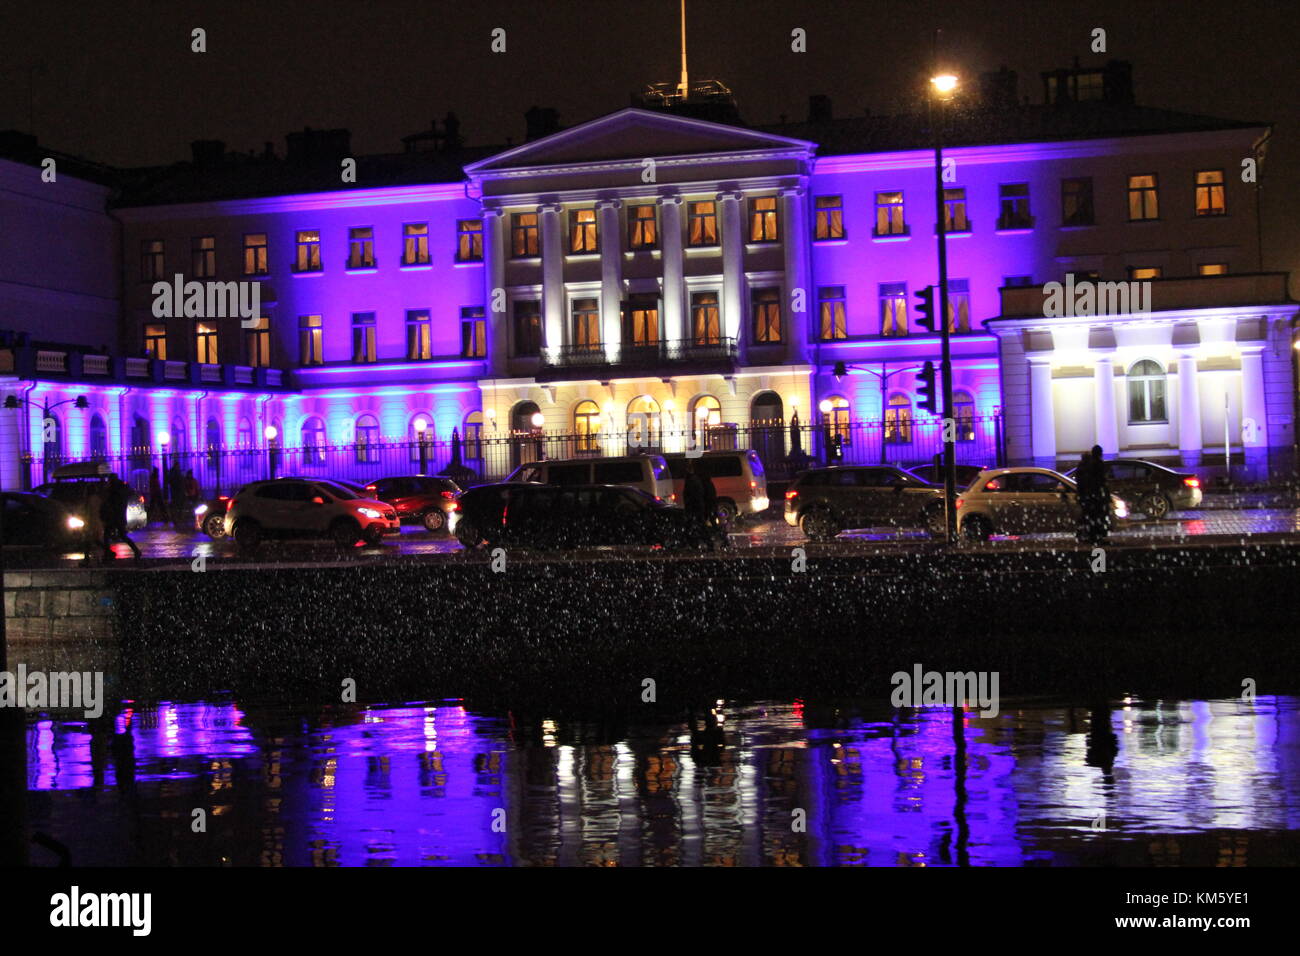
[[243, 234, 268, 275], [691, 292, 720, 346], [574, 400, 601, 453], [628, 205, 657, 249], [348, 227, 375, 269], [194, 321, 219, 364], [748, 196, 779, 242], [355, 414, 380, 463], [885, 394, 912, 443], [1128, 266, 1162, 280], [302, 417, 326, 465], [819, 287, 846, 340], [295, 230, 322, 272], [457, 219, 483, 261], [623, 294, 659, 347], [943, 188, 969, 232], [571, 298, 600, 351], [245, 316, 270, 367], [945, 279, 970, 333], [954, 391, 975, 441], [687, 201, 718, 246], [299, 314, 323, 365], [403, 223, 430, 265], [569, 208, 598, 254], [879, 283, 907, 336], [351, 312, 376, 363], [826, 396, 851, 445], [192, 236, 215, 278], [463, 412, 484, 460], [875, 191, 906, 236], [406, 309, 432, 360], [461, 306, 487, 358], [1198, 263, 1227, 276], [1195, 170, 1225, 216], [751, 287, 781, 344], [1128, 174, 1159, 221], [144, 323, 167, 360], [814, 195, 844, 240], [511, 213, 539, 257]]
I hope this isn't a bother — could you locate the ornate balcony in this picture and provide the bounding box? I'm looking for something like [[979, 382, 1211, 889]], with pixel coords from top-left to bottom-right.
[[535, 337, 738, 381]]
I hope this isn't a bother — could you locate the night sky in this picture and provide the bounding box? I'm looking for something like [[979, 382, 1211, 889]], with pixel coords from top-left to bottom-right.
[[4, 0, 1297, 277]]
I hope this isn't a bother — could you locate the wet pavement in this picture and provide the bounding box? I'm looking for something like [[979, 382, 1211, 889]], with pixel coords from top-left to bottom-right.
[[24, 694, 1300, 866]]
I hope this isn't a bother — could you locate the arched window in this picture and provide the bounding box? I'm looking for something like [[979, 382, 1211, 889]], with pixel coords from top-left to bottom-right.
[[885, 393, 912, 444], [171, 417, 188, 455], [409, 413, 433, 463], [1127, 360, 1167, 423], [205, 418, 221, 466], [574, 400, 601, 453], [356, 414, 380, 463], [953, 390, 975, 442], [627, 396, 661, 450], [237, 418, 253, 449], [689, 395, 722, 447], [302, 416, 326, 465], [825, 395, 851, 445], [89, 414, 109, 459], [750, 390, 784, 426], [511, 401, 541, 434], [463, 411, 484, 460]]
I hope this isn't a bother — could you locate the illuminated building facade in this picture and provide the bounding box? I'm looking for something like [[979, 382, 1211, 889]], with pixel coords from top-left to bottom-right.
[[2, 60, 1294, 491]]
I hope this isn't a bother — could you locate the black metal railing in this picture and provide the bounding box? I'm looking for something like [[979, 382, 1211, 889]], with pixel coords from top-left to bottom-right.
[[24, 413, 1004, 500], [538, 337, 738, 371]]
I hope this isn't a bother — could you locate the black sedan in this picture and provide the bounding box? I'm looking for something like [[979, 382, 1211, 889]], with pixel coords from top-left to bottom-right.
[[906, 463, 988, 488], [1, 492, 87, 550]]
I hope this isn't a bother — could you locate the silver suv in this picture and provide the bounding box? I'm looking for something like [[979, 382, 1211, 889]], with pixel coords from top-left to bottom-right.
[[224, 478, 399, 549]]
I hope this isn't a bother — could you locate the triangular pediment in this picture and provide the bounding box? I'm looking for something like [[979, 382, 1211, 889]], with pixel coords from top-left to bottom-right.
[[466, 108, 814, 173]]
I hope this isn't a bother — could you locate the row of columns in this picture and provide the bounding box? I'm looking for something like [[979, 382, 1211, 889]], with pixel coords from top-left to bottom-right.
[[483, 187, 813, 366], [1029, 348, 1269, 465]]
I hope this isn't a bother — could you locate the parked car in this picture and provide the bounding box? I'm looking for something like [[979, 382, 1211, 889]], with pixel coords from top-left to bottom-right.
[[505, 455, 675, 504], [956, 467, 1128, 541], [783, 465, 945, 540], [1062, 457, 1201, 518], [906, 462, 988, 488], [194, 495, 232, 538], [1, 491, 86, 550], [452, 482, 696, 550], [223, 477, 400, 549], [35, 462, 147, 530], [662, 449, 769, 522], [362, 475, 461, 532]]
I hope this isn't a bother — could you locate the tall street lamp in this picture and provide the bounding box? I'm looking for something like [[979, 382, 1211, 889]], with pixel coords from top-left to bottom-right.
[[264, 425, 279, 479], [530, 411, 546, 461], [413, 417, 430, 474], [4, 393, 88, 485], [930, 49, 960, 542], [833, 361, 922, 464]]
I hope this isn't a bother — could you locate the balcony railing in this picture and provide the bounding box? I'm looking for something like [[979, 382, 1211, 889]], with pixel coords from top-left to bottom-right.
[[537, 337, 737, 378]]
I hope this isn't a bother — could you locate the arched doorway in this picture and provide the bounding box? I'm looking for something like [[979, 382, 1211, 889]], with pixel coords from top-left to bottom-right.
[[749, 390, 785, 466], [626, 395, 661, 453], [510, 400, 543, 468]]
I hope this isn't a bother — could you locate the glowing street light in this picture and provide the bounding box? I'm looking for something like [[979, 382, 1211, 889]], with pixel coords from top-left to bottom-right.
[[413, 417, 430, 473], [530, 411, 545, 461], [264, 425, 279, 478], [930, 73, 959, 96]]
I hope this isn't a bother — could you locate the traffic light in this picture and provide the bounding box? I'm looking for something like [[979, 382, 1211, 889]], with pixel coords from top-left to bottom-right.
[[917, 361, 938, 415], [914, 285, 936, 333]]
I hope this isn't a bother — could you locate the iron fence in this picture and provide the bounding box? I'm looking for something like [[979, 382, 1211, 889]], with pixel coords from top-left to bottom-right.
[[24, 414, 1003, 497]]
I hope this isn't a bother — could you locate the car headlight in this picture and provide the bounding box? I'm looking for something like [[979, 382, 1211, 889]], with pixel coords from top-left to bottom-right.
[[1113, 498, 1128, 519], [358, 507, 382, 519], [195, 503, 209, 516], [67, 516, 85, 530]]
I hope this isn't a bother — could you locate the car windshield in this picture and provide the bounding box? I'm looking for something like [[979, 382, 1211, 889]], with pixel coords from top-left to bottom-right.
[[316, 480, 359, 500]]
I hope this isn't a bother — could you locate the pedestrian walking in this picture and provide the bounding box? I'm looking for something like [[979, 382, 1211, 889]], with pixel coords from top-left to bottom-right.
[[681, 460, 711, 548], [184, 469, 200, 513], [1075, 445, 1110, 545], [81, 489, 106, 565], [167, 462, 185, 527], [148, 467, 168, 525], [103, 475, 142, 561]]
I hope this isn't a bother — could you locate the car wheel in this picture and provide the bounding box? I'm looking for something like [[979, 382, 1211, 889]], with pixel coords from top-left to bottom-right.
[[962, 515, 991, 542], [331, 518, 362, 548], [204, 513, 227, 539], [455, 519, 482, 549], [1141, 492, 1171, 519], [421, 509, 446, 533], [362, 525, 384, 546], [715, 499, 738, 527], [922, 502, 946, 537], [233, 519, 261, 551], [799, 509, 838, 541]]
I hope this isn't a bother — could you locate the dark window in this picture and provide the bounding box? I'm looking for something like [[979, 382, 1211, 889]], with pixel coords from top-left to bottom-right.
[[998, 184, 1033, 229], [141, 240, 165, 281], [1061, 177, 1094, 226], [192, 236, 216, 278], [593, 461, 642, 483], [513, 300, 542, 356]]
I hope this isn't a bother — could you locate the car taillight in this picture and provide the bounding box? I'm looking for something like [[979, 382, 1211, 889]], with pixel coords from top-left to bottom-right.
[[450, 501, 460, 511], [218, 495, 229, 501], [501, 505, 508, 525], [749, 480, 756, 490], [669, 493, 676, 502], [1184, 477, 1200, 488], [365, 484, 376, 493], [440, 490, 455, 499], [785, 489, 798, 499], [228, 498, 238, 508], [956, 498, 964, 509]]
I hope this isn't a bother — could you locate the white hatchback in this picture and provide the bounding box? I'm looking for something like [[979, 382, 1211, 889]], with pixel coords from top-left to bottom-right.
[[956, 467, 1128, 541]]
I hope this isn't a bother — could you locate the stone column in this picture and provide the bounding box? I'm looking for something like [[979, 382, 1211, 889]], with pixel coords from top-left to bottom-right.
[[539, 203, 565, 353], [596, 198, 623, 361], [1240, 348, 1268, 476], [659, 196, 685, 344], [718, 190, 746, 364], [484, 207, 507, 375], [780, 185, 811, 363], [1092, 353, 1118, 455], [1177, 351, 1202, 467], [1029, 357, 1056, 468]]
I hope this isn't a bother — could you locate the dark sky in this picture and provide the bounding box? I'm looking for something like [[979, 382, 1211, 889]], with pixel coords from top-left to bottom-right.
[[5, 0, 1298, 276]]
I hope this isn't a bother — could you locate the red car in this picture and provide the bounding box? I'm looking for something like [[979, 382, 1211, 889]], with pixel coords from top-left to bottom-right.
[[363, 475, 462, 533]]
